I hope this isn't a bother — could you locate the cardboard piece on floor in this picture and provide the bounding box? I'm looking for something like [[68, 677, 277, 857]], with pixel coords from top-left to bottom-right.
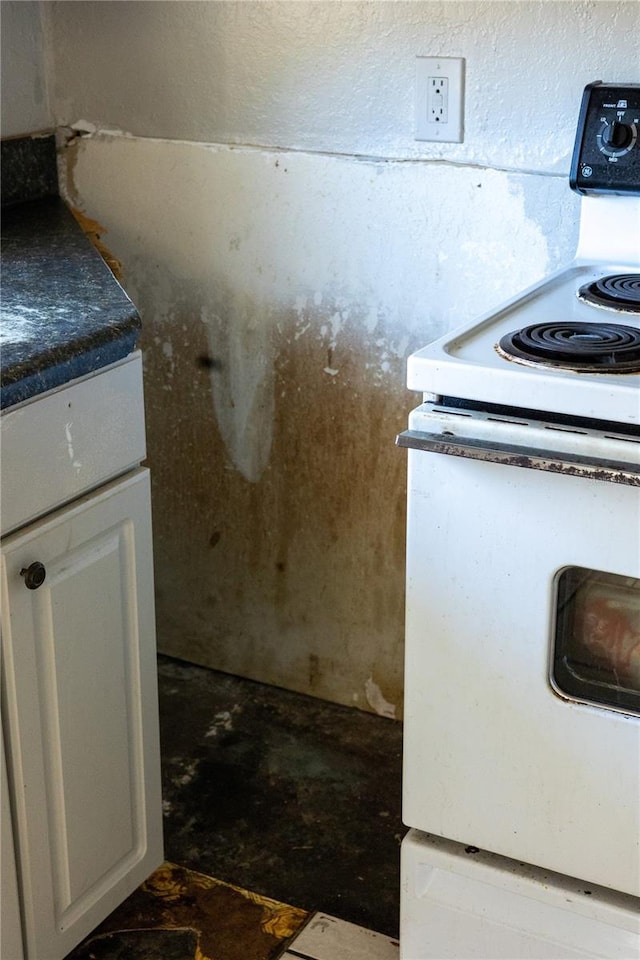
[[285, 912, 399, 960]]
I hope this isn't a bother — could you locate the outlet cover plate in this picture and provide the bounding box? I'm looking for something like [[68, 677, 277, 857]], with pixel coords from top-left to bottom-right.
[[415, 57, 465, 143]]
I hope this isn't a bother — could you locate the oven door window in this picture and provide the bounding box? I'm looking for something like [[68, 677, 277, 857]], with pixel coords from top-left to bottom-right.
[[552, 567, 640, 715]]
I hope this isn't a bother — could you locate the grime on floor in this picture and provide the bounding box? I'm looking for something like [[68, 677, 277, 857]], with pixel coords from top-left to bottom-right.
[[65, 655, 405, 960]]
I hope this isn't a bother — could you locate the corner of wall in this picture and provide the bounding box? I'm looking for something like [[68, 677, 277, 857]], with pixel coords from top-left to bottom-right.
[[38, 0, 56, 131]]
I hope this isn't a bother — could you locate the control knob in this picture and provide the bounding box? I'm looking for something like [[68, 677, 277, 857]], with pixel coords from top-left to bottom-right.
[[601, 121, 632, 150], [597, 118, 637, 158]]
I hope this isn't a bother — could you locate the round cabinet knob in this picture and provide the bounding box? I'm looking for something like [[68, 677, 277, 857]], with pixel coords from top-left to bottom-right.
[[20, 562, 46, 590], [602, 121, 632, 151]]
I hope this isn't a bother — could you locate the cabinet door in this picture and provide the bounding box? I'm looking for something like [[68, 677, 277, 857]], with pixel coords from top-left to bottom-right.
[[1, 469, 163, 960], [1, 727, 24, 960]]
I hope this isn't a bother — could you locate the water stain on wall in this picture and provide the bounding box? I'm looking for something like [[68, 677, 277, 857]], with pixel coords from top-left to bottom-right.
[[59, 128, 579, 721], [131, 267, 413, 717], [61, 130, 577, 721]]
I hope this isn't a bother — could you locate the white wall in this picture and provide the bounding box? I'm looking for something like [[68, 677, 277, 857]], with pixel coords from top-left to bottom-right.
[[1, 1, 51, 137], [50, 1, 638, 170], [48, 1, 639, 715]]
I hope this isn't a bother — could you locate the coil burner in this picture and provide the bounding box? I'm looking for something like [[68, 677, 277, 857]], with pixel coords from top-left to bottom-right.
[[577, 274, 640, 314], [496, 321, 640, 372]]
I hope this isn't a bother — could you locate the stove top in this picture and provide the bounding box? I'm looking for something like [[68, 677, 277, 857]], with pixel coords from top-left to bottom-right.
[[407, 256, 640, 426]]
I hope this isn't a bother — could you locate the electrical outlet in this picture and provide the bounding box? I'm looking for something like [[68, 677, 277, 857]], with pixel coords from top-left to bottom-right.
[[429, 76, 449, 124], [415, 57, 465, 143]]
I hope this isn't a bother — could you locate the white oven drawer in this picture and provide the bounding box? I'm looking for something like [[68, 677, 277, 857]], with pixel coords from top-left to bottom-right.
[[402, 407, 640, 897], [1, 352, 146, 537]]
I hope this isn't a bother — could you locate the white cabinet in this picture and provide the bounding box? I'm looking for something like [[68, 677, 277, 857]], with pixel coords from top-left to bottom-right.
[[1, 732, 23, 960], [1, 355, 163, 960]]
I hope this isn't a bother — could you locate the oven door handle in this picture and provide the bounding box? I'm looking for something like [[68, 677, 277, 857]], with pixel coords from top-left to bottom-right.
[[396, 429, 640, 486]]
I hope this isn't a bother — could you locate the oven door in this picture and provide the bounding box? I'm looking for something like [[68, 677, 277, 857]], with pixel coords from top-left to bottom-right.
[[400, 404, 640, 897]]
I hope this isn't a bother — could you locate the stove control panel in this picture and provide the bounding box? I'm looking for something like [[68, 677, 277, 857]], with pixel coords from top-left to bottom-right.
[[570, 82, 640, 195]]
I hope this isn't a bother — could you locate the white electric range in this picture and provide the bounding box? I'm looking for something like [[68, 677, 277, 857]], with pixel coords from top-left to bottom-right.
[[398, 82, 640, 959]]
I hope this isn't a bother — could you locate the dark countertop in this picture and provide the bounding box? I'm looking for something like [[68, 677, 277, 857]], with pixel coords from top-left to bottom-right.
[[1, 134, 58, 209], [1, 196, 141, 410]]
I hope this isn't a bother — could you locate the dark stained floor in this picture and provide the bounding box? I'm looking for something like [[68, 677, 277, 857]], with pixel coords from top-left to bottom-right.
[[157, 655, 405, 939], [65, 861, 309, 960]]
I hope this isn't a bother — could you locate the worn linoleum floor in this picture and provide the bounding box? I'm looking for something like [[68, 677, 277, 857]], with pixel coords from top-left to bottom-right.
[[66, 655, 404, 960]]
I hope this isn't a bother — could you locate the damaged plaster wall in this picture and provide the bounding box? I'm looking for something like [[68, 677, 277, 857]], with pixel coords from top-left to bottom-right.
[[57, 137, 575, 715], [47, 1, 638, 716]]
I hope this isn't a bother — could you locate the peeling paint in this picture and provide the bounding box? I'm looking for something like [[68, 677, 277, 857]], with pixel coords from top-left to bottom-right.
[[64, 422, 82, 473], [364, 678, 397, 719], [68, 205, 123, 281], [68, 119, 134, 140]]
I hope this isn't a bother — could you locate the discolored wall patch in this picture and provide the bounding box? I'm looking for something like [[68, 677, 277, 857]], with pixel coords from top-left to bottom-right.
[[59, 132, 577, 717]]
